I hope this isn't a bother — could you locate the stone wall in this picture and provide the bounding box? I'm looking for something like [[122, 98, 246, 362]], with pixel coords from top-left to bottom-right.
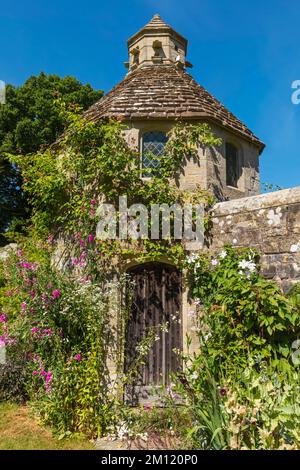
[[210, 186, 300, 291]]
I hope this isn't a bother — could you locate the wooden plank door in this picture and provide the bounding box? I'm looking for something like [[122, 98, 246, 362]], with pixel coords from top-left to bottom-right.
[[125, 262, 182, 404]]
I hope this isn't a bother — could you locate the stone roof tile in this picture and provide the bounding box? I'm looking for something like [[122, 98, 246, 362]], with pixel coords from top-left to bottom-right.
[[84, 64, 264, 151]]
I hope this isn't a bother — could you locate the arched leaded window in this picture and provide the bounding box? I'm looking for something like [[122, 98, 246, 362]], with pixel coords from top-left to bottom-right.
[[226, 142, 239, 188], [142, 131, 168, 177]]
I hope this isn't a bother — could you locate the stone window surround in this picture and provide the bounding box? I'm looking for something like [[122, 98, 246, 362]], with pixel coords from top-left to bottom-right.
[[224, 137, 245, 193]]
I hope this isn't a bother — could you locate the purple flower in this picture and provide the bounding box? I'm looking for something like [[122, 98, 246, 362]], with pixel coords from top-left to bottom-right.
[[0, 314, 7, 323], [32, 371, 38, 376], [23, 262, 30, 269], [40, 370, 46, 376], [30, 290, 36, 299], [0, 337, 5, 347], [21, 302, 27, 311], [79, 239, 85, 248], [31, 327, 39, 333], [75, 354, 81, 362], [52, 289, 60, 299], [90, 199, 96, 206], [88, 234, 94, 244], [17, 249, 23, 258], [6, 290, 12, 298]]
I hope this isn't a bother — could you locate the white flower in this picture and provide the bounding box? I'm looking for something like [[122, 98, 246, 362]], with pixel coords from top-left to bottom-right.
[[187, 254, 198, 264], [191, 371, 199, 381], [211, 258, 219, 266], [238, 259, 256, 273], [219, 250, 227, 259]]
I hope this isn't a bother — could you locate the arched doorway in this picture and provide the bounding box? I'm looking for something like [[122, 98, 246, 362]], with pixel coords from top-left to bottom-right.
[[125, 262, 182, 403]]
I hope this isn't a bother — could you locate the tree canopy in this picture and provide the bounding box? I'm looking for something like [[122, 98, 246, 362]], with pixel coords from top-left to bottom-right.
[[0, 72, 103, 243]]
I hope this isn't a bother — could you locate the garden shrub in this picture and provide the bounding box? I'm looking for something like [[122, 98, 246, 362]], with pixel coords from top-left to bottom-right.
[[173, 247, 300, 449]]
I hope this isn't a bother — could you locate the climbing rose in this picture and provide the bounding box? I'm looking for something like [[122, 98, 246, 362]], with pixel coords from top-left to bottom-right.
[[75, 354, 81, 362], [52, 289, 60, 299]]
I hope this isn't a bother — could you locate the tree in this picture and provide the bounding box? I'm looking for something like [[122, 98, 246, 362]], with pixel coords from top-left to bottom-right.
[[0, 72, 103, 243]]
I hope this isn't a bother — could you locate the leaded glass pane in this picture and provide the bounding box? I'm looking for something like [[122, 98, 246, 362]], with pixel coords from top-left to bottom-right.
[[142, 131, 168, 177]]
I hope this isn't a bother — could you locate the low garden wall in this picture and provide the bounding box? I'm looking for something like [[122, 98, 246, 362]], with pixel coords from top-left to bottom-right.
[[210, 186, 300, 291]]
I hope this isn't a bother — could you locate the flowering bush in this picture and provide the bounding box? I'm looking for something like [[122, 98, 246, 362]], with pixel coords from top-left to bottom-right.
[[186, 246, 300, 371], [0, 245, 128, 436], [173, 247, 300, 449]]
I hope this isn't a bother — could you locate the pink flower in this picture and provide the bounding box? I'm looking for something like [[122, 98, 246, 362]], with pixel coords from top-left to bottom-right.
[[75, 354, 81, 362], [88, 234, 94, 244], [90, 209, 95, 217], [45, 371, 52, 383], [6, 290, 12, 298], [0, 337, 5, 347], [79, 239, 85, 248], [47, 234, 54, 244], [46, 282, 52, 289], [42, 328, 52, 337], [31, 327, 39, 333], [90, 199, 96, 205], [40, 370, 46, 376], [75, 232, 81, 239], [30, 290, 36, 299], [21, 302, 27, 311], [188, 310, 196, 319], [17, 249, 23, 258], [0, 314, 7, 323], [52, 289, 60, 299], [23, 262, 30, 269], [32, 371, 38, 376]]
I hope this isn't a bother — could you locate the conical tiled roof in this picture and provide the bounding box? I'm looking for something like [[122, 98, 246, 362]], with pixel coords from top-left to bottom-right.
[[84, 64, 264, 151]]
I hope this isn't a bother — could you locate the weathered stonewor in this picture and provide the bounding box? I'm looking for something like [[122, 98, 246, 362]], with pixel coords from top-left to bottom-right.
[[210, 186, 300, 291]]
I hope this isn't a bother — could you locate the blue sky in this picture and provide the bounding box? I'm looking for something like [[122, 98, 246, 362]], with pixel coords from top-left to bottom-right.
[[1, 0, 299, 189]]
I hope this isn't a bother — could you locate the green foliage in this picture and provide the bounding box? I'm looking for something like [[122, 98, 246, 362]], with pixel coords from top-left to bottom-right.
[[169, 247, 300, 449], [9, 103, 218, 264], [0, 73, 103, 237], [186, 246, 300, 370]]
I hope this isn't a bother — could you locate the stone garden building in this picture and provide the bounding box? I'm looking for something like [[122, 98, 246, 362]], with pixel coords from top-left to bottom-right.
[[83, 15, 300, 400]]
